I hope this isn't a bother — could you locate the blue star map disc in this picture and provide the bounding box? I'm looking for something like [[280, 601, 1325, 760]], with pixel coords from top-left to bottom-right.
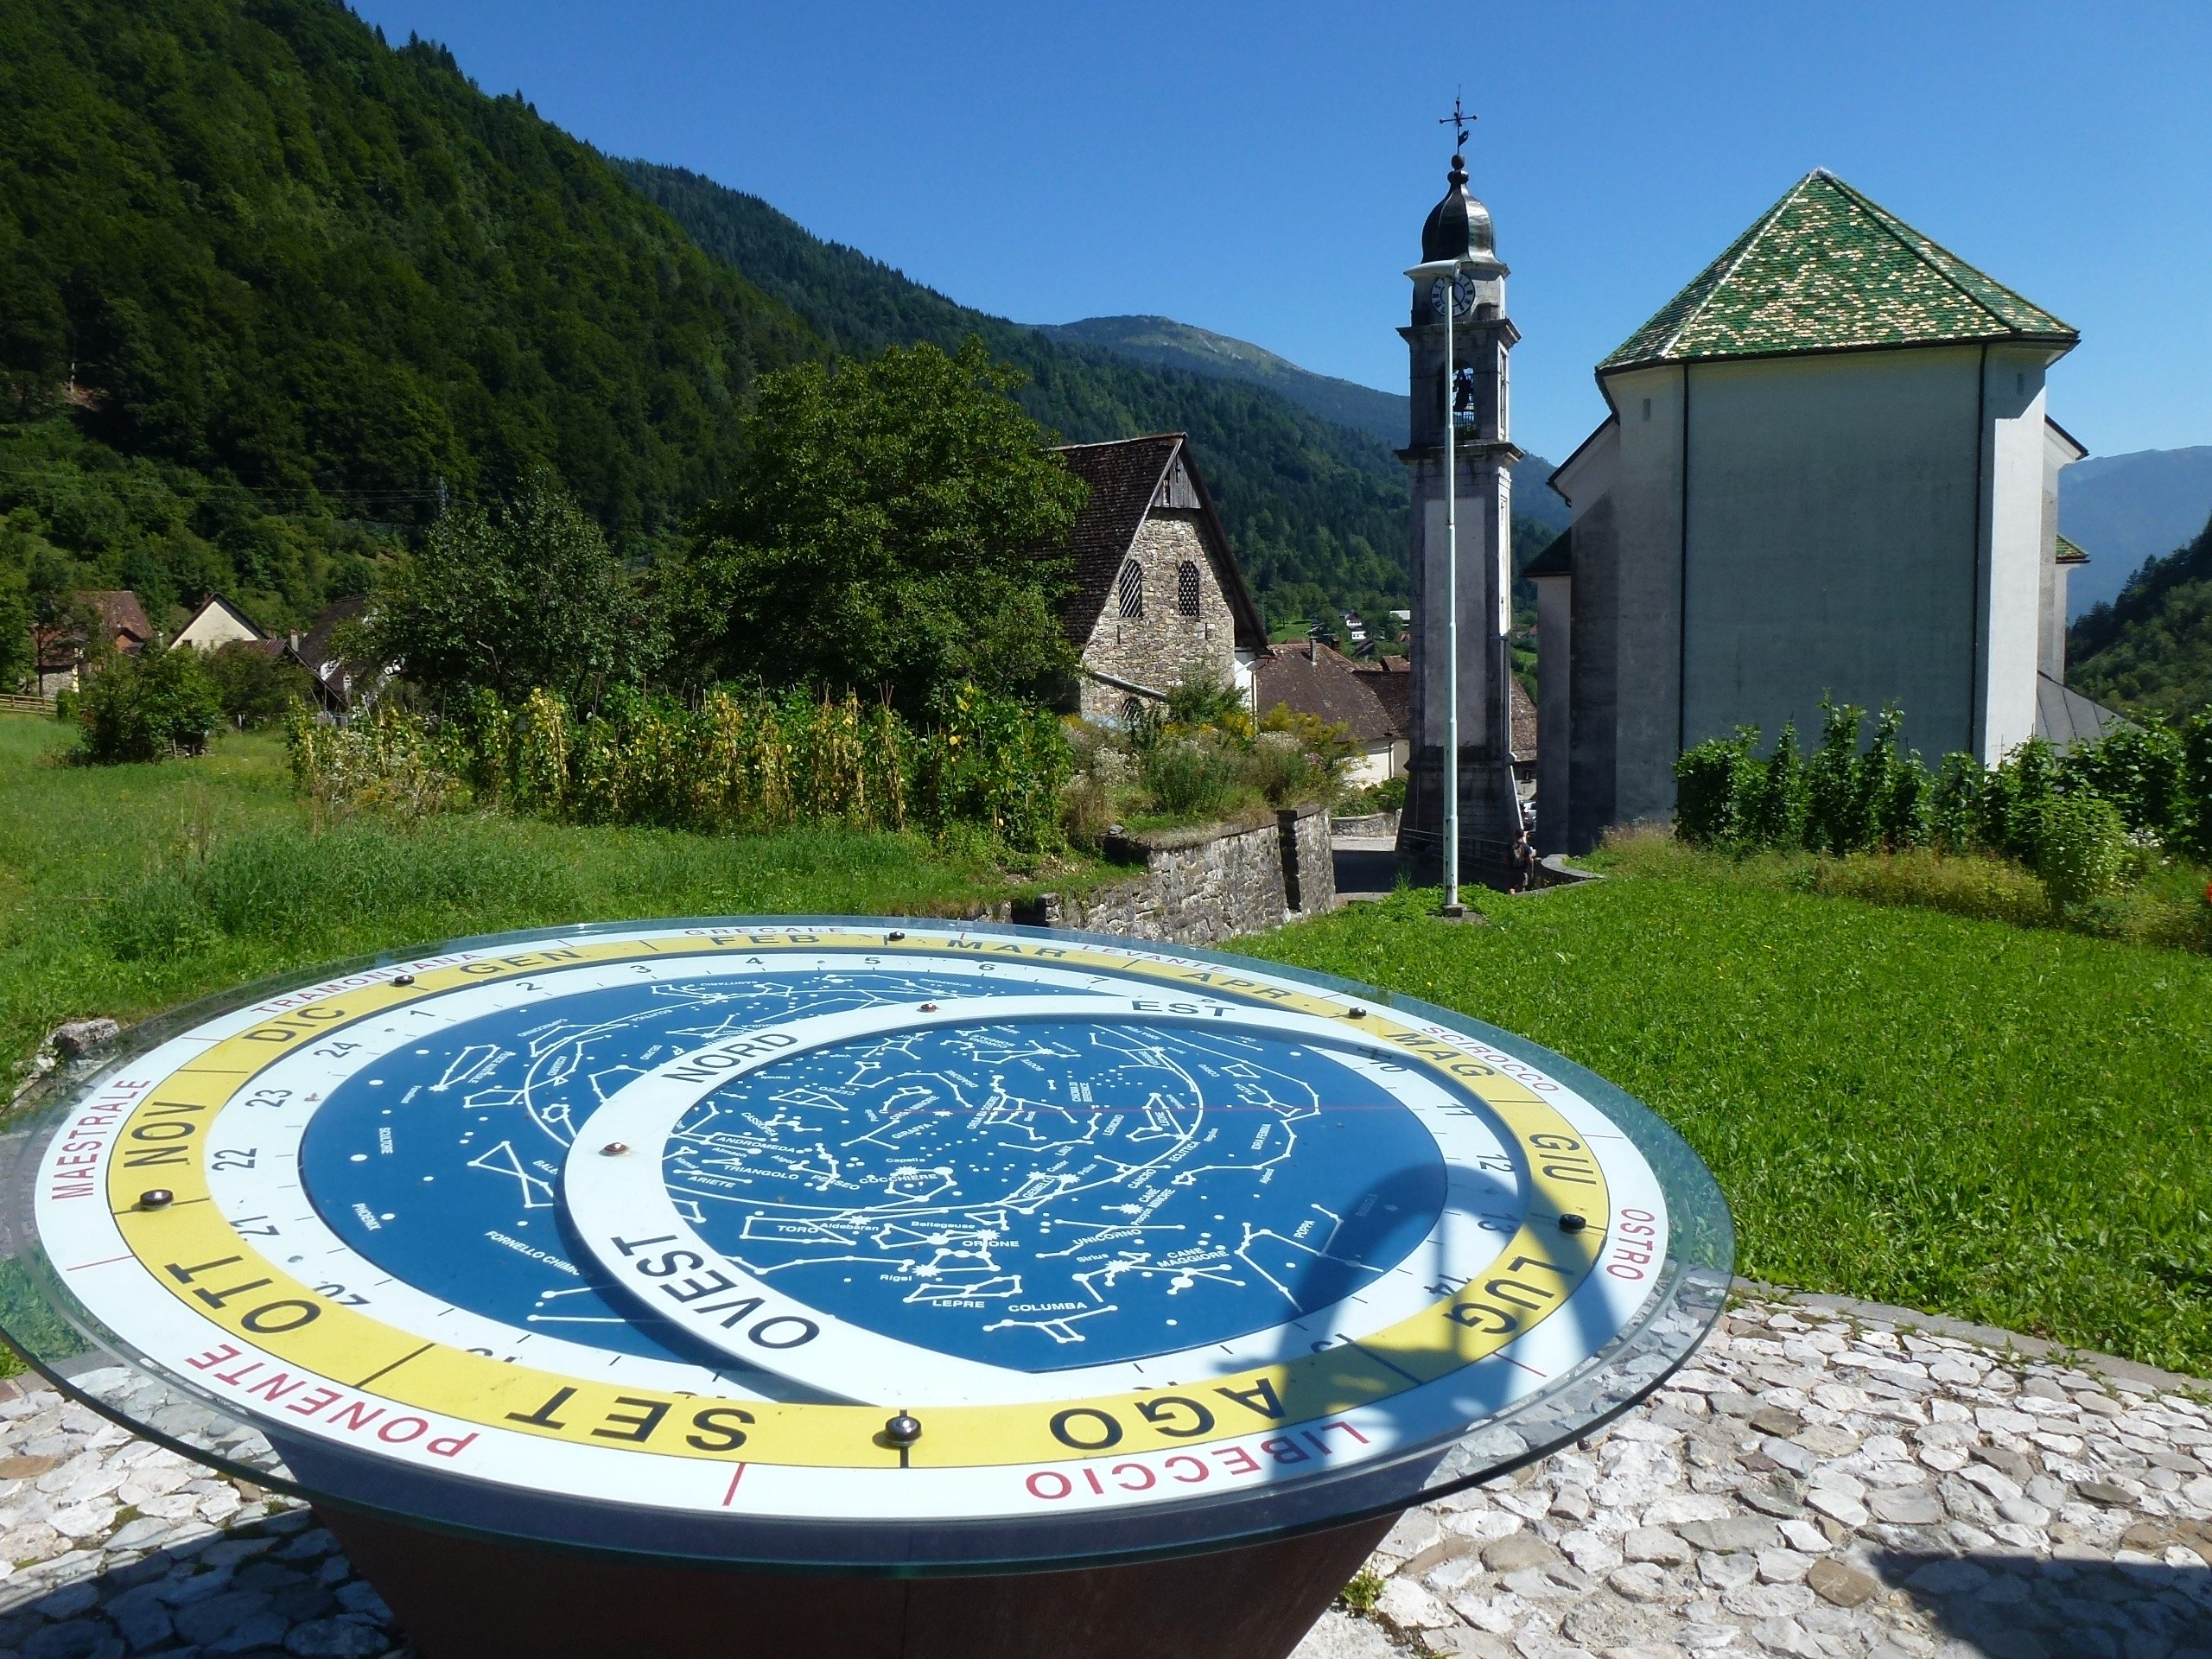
[[33, 921, 1709, 1533]]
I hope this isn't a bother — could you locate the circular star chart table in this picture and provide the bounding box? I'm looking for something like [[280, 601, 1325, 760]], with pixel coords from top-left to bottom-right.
[[0, 919, 1732, 1659]]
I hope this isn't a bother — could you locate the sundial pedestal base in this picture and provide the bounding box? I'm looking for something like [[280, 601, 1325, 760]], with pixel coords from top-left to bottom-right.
[[313, 1503, 1395, 1659]]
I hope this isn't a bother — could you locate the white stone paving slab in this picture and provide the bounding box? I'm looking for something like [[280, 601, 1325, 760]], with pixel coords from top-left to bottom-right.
[[1299, 1299, 2212, 1659]]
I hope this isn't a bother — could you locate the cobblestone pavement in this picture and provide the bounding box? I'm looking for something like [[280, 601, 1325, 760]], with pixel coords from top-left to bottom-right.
[[1297, 1300, 2212, 1659], [0, 1370, 406, 1658], [1, 1298, 2207, 1658]]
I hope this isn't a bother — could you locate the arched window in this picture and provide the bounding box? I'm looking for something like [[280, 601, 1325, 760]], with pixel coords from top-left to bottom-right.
[[1121, 696, 1144, 729], [1116, 558, 1144, 619], [1177, 560, 1202, 618]]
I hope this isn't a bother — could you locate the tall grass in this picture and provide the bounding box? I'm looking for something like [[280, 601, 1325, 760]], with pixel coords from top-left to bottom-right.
[[1252, 868, 2212, 1377], [0, 715, 1086, 1084]]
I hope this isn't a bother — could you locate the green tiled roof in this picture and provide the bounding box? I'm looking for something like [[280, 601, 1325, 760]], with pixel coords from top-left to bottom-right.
[[2055, 533, 2089, 564], [1600, 171, 2076, 373]]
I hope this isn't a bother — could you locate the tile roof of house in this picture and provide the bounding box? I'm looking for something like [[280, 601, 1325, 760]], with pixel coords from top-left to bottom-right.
[[35, 591, 155, 670], [1601, 171, 2076, 374], [1510, 677, 1537, 762], [1255, 639, 1397, 745], [296, 595, 377, 708], [1048, 435, 1268, 653], [83, 591, 154, 644], [1349, 654, 1410, 736], [2055, 533, 2089, 566]]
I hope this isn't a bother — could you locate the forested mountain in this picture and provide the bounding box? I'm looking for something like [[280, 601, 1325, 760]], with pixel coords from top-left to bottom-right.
[[0, 0, 814, 629], [2068, 509, 2212, 717], [619, 162, 1419, 628], [0, 0, 1528, 646], [1035, 314, 1572, 533]]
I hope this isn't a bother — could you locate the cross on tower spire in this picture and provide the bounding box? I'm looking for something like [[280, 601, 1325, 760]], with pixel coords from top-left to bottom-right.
[[1439, 94, 1475, 154]]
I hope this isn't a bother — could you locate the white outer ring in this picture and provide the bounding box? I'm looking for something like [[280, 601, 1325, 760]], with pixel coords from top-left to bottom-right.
[[565, 994, 1523, 1405]]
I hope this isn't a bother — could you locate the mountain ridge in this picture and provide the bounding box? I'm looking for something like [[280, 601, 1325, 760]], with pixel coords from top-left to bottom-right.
[[1034, 314, 1571, 532], [617, 160, 1432, 626], [2067, 505, 2212, 718], [2060, 446, 2212, 619]]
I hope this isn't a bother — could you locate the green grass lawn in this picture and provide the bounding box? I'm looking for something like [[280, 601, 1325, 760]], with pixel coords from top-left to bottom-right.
[[10, 709, 2212, 1380], [1248, 865, 2212, 1379], [0, 713, 1097, 1081]]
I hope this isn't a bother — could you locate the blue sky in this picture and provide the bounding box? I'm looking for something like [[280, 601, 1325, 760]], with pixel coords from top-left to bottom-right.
[[350, 0, 2210, 468]]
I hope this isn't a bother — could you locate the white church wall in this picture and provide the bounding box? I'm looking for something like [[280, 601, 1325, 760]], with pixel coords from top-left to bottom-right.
[[1533, 569, 1571, 855], [1980, 350, 2052, 761], [1603, 365, 1689, 830], [2037, 410, 2085, 686], [1677, 346, 1984, 763]]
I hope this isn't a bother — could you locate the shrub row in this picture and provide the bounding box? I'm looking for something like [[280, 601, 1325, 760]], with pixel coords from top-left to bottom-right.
[[1675, 699, 2212, 904], [289, 683, 1071, 852]]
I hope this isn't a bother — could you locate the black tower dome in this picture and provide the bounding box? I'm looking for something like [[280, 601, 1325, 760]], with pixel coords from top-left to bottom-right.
[[1421, 153, 1495, 263]]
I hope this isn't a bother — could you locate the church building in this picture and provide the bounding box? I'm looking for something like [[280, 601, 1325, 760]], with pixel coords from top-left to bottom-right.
[[1046, 434, 1269, 723], [1531, 170, 2093, 854]]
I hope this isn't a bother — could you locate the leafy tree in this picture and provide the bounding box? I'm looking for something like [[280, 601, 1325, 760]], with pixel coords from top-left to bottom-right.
[[73, 645, 222, 763], [2069, 510, 2212, 718], [1803, 699, 1871, 855], [2034, 794, 2127, 911], [365, 471, 668, 709], [0, 0, 815, 540], [1746, 722, 1807, 849], [0, 574, 29, 692], [673, 340, 1088, 711], [205, 641, 314, 728], [1981, 736, 2062, 862]]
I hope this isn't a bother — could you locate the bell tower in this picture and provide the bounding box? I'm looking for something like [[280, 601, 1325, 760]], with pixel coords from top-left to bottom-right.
[[1396, 129, 1524, 887]]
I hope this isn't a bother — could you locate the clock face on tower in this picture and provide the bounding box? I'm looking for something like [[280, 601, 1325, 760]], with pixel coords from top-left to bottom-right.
[[1429, 271, 1478, 319]]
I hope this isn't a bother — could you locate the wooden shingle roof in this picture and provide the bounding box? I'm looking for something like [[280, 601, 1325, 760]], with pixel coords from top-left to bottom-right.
[[1048, 435, 1268, 653]]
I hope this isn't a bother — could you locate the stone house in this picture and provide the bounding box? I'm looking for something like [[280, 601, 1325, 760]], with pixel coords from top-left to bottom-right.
[[34, 590, 153, 696], [1046, 435, 1268, 724], [1532, 169, 2117, 854]]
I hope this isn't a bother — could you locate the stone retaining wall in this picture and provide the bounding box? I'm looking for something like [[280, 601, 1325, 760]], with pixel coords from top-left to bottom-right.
[[1017, 806, 1334, 946]]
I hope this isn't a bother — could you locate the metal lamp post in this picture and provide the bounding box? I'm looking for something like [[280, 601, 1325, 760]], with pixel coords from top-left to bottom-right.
[[1407, 256, 1468, 914]]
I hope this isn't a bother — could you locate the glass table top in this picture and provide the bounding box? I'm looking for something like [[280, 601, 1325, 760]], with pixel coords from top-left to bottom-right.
[[0, 918, 1733, 1573]]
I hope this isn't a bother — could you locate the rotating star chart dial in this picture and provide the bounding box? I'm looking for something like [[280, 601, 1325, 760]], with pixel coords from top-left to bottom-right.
[[33, 922, 1693, 1529]]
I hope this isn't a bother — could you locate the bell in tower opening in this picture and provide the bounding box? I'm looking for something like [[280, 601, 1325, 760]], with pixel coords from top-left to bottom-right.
[[1395, 125, 1526, 894]]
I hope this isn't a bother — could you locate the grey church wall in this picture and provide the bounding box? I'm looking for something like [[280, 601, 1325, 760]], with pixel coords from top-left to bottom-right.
[[1534, 565, 1571, 856], [1567, 492, 1624, 855], [1680, 346, 1983, 764], [1605, 365, 1690, 831]]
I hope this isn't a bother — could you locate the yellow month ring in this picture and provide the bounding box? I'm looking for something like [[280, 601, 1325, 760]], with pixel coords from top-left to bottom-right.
[[98, 931, 1613, 1469]]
